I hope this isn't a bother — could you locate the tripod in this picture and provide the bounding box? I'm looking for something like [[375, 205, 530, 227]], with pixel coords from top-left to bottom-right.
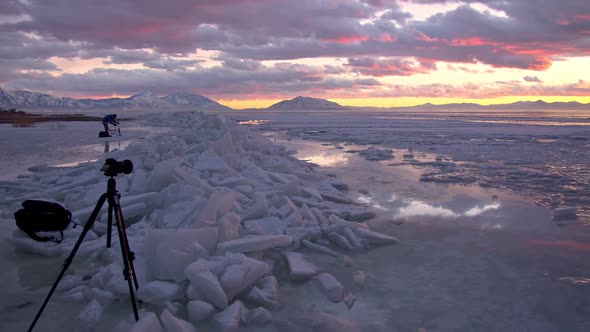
[[28, 162, 140, 332]]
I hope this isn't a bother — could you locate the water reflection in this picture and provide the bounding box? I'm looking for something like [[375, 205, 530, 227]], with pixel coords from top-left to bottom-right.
[[297, 151, 351, 167], [54, 159, 98, 167], [395, 199, 500, 219], [53, 141, 130, 167], [238, 120, 270, 125], [398, 200, 458, 218], [465, 203, 501, 216], [357, 195, 387, 210]]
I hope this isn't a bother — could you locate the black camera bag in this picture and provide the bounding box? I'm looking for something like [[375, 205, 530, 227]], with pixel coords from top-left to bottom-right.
[[14, 200, 73, 243]]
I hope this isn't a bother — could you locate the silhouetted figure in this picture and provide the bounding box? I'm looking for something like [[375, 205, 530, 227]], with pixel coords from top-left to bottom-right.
[[102, 114, 119, 136]]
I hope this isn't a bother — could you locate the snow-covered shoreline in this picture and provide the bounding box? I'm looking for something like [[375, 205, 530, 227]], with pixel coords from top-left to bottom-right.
[[0, 111, 398, 331]]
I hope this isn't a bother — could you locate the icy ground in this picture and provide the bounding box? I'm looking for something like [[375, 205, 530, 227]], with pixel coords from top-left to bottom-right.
[[1, 109, 590, 331], [227, 109, 590, 222], [0, 112, 398, 332]]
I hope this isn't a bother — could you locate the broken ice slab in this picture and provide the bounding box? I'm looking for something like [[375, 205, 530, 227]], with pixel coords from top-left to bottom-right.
[[314, 273, 344, 303], [552, 207, 578, 218], [242, 275, 280, 308], [137, 280, 186, 305], [129, 312, 163, 332], [219, 254, 268, 299], [187, 300, 216, 323], [328, 180, 349, 191], [552, 207, 580, 225], [328, 232, 353, 250], [282, 251, 319, 281], [160, 309, 196, 332], [212, 300, 244, 332], [320, 191, 356, 204], [345, 208, 376, 222], [353, 227, 400, 245], [186, 270, 229, 309], [240, 193, 269, 221], [241, 307, 272, 326], [301, 239, 341, 257], [76, 299, 104, 331], [217, 235, 293, 254]]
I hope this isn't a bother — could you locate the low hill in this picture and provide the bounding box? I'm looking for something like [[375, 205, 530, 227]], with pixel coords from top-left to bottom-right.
[[268, 96, 347, 110]]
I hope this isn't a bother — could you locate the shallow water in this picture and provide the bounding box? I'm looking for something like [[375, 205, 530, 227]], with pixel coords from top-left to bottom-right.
[[0, 121, 168, 181], [259, 136, 590, 331]]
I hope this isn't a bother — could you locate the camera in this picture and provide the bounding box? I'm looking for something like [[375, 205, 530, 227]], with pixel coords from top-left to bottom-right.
[[101, 158, 133, 176]]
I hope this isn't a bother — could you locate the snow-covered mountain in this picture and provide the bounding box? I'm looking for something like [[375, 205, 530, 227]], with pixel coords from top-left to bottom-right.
[[0, 89, 86, 109], [0, 88, 232, 111], [268, 96, 346, 110]]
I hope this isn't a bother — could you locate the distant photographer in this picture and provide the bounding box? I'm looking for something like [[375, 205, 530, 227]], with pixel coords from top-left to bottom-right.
[[102, 114, 119, 136]]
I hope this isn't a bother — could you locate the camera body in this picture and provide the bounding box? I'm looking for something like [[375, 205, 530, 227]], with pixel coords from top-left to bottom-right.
[[101, 158, 133, 176]]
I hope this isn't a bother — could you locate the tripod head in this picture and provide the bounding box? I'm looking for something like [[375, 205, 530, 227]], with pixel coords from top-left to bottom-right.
[[101, 158, 133, 177]]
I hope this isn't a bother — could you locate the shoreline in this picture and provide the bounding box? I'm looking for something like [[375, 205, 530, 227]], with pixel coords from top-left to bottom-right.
[[0, 109, 102, 124]]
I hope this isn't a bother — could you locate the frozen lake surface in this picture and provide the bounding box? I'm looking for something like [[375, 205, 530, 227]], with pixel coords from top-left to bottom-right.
[[256, 137, 590, 331], [227, 109, 590, 222], [0, 109, 589, 331]]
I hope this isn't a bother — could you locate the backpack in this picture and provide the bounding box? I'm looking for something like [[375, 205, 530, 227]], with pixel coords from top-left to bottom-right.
[[14, 200, 74, 243]]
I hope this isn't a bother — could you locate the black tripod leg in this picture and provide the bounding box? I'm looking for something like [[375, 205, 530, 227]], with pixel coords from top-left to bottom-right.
[[27, 193, 108, 332], [112, 201, 140, 321], [106, 203, 113, 248]]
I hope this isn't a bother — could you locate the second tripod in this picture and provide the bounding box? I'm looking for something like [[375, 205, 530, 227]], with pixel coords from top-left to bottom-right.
[[27, 158, 140, 332]]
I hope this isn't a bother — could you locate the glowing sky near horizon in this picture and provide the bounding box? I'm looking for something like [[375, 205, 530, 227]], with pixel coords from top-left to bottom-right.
[[1, 0, 589, 108]]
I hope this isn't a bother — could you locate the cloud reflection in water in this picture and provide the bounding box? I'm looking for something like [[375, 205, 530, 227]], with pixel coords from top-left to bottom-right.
[[298, 152, 350, 167], [397, 200, 500, 219]]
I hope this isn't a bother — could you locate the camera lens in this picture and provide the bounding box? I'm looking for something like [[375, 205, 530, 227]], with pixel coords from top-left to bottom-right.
[[120, 160, 133, 174], [102, 158, 133, 175]]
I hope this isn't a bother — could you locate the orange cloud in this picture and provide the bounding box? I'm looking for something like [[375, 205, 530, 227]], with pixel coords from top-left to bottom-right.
[[322, 36, 369, 43]]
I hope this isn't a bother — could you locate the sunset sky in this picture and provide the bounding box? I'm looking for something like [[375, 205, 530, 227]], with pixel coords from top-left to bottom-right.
[[1, 0, 589, 109]]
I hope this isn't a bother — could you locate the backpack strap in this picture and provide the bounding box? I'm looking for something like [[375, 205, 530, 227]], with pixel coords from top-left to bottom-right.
[[24, 230, 62, 243]]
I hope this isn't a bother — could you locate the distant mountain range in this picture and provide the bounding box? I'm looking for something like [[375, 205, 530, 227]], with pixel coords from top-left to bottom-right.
[[250, 96, 590, 111], [0, 89, 231, 111], [396, 100, 590, 111], [1, 88, 589, 112]]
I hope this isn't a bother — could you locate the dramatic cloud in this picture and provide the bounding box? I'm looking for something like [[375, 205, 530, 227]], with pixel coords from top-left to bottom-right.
[[6, 61, 380, 99], [0, 0, 588, 102], [347, 57, 435, 76]]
